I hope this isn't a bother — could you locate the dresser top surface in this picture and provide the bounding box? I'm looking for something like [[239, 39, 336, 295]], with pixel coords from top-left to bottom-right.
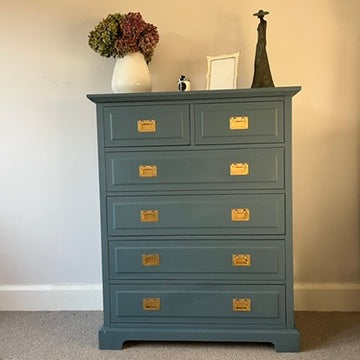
[[87, 86, 301, 104]]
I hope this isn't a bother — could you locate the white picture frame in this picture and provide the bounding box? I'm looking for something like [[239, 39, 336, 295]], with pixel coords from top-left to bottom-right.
[[206, 52, 239, 90]]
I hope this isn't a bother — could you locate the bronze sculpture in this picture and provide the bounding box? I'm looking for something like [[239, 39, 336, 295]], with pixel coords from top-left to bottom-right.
[[251, 10, 274, 88]]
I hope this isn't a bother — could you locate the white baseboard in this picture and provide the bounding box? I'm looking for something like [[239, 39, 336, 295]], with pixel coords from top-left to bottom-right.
[[0, 282, 359, 311], [294, 282, 360, 311], [0, 284, 103, 311]]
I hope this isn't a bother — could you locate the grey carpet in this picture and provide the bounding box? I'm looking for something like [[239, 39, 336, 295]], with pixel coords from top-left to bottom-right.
[[0, 312, 359, 360]]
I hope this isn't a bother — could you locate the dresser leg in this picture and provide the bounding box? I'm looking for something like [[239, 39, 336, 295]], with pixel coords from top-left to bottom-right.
[[273, 330, 301, 352], [99, 327, 125, 350]]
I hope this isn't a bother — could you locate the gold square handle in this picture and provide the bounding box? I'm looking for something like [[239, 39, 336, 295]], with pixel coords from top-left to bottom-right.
[[142, 254, 160, 266], [137, 119, 156, 133], [231, 208, 250, 222], [229, 116, 249, 130], [143, 298, 160, 311], [232, 254, 251, 267], [230, 163, 249, 176], [139, 165, 158, 177], [140, 210, 159, 222], [233, 298, 251, 312]]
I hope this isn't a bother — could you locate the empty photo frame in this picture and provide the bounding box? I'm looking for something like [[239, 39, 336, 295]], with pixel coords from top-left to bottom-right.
[[206, 52, 239, 90]]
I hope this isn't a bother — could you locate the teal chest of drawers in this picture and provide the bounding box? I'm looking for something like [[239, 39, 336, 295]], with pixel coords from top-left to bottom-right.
[[88, 87, 301, 352]]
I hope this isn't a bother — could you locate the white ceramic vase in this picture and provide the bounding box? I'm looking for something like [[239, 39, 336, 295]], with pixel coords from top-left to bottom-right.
[[111, 52, 152, 93]]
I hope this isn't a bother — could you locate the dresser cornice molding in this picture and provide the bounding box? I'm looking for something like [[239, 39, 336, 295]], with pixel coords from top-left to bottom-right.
[[87, 86, 301, 104]]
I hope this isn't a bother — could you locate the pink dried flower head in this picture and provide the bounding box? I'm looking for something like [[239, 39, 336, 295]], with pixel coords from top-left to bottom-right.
[[115, 12, 159, 63], [121, 12, 147, 38]]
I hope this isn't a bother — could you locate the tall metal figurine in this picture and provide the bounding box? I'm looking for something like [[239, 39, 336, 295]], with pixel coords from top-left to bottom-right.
[[251, 10, 274, 88]]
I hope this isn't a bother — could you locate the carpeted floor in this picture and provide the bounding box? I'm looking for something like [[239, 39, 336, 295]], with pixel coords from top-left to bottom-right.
[[0, 311, 359, 360]]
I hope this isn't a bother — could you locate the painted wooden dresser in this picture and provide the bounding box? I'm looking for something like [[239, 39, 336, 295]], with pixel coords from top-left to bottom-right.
[[87, 87, 301, 352]]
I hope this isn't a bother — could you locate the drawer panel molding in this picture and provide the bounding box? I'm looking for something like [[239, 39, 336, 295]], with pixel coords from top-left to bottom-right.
[[108, 194, 285, 236], [195, 101, 284, 145], [104, 105, 190, 147], [109, 240, 285, 280], [110, 284, 285, 325], [106, 148, 284, 191]]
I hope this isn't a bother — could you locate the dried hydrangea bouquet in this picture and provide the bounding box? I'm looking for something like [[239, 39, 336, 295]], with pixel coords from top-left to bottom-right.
[[89, 12, 159, 93]]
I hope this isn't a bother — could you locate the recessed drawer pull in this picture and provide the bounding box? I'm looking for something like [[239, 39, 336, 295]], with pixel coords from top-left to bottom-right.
[[143, 297, 160, 311], [232, 254, 251, 267], [137, 119, 156, 132], [140, 210, 159, 222], [233, 298, 251, 312], [139, 165, 158, 177], [230, 162, 249, 176], [229, 116, 249, 130], [231, 208, 250, 221], [142, 254, 160, 266]]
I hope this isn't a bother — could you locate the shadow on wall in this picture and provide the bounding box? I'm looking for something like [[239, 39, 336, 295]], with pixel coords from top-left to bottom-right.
[[331, 1, 360, 258], [149, 5, 248, 92], [149, 32, 209, 92], [293, 0, 360, 284], [330, 2, 360, 283], [80, 18, 120, 93]]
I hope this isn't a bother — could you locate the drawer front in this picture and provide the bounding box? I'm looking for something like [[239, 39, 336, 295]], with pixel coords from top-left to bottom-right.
[[109, 240, 285, 280], [110, 284, 285, 325], [195, 101, 283, 144], [104, 105, 190, 147], [106, 148, 284, 191], [107, 194, 284, 236]]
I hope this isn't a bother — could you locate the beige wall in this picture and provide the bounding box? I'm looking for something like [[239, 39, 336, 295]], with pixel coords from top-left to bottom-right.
[[0, 0, 359, 307]]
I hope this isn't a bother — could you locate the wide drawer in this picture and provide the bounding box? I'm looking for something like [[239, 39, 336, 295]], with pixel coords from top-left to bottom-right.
[[104, 105, 190, 147], [110, 284, 285, 325], [107, 194, 284, 236], [109, 240, 285, 280], [106, 148, 284, 191], [195, 101, 283, 144]]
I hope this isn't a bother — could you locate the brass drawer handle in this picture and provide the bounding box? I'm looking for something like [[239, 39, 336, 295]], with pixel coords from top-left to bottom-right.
[[137, 119, 156, 132], [140, 210, 159, 222], [143, 297, 160, 311], [231, 208, 250, 221], [232, 254, 251, 267], [142, 254, 160, 266], [139, 165, 158, 177], [229, 116, 249, 130], [230, 162, 249, 176], [233, 298, 251, 312]]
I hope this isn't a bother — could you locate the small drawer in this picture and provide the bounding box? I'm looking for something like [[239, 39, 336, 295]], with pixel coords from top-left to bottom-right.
[[195, 101, 283, 144], [110, 284, 285, 325], [106, 148, 284, 191], [107, 194, 284, 236], [104, 105, 190, 147], [109, 240, 285, 280]]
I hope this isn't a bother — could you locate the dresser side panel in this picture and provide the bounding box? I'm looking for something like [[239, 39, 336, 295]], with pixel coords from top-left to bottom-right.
[[96, 103, 111, 326], [284, 96, 295, 328]]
